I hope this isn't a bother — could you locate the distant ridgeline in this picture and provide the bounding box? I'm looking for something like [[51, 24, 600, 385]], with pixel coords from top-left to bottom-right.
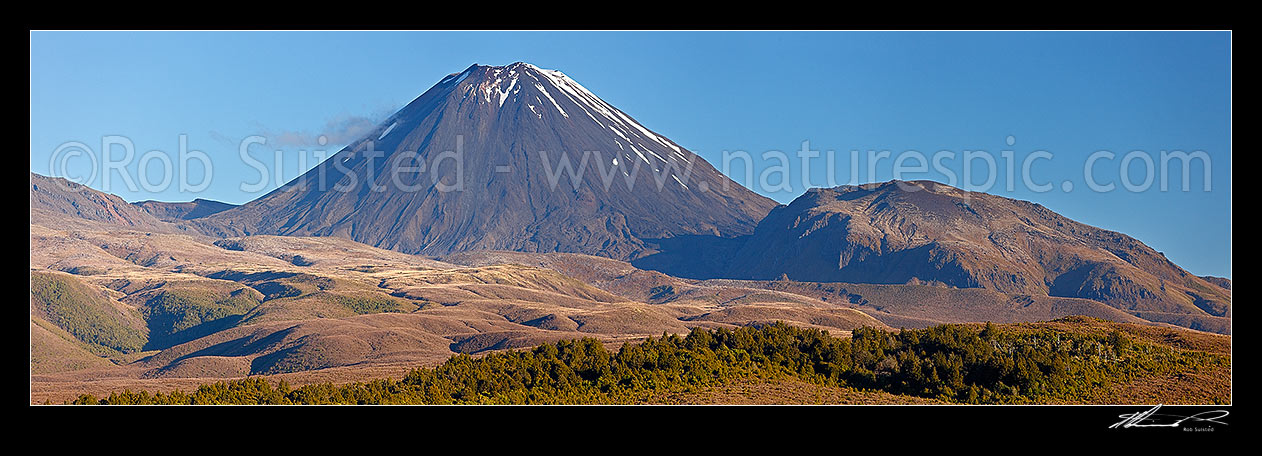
[[69, 319, 1228, 405]]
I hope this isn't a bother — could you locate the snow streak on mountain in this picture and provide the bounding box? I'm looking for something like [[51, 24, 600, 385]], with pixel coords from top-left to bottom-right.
[[201, 62, 777, 260]]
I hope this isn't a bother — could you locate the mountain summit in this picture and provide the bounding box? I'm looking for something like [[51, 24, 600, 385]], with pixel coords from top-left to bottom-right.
[[201, 62, 777, 260]]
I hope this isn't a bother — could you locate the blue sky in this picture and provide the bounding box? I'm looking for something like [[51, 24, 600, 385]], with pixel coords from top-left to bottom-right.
[[29, 31, 1231, 277]]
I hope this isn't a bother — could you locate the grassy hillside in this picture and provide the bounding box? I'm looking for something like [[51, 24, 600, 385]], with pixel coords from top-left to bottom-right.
[[217, 271, 418, 326], [69, 317, 1229, 405], [139, 283, 262, 349], [29, 271, 148, 356], [30, 318, 119, 374]]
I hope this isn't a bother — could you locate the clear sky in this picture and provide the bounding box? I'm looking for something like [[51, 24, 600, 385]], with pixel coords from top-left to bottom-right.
[[29, 31, 1231, 278]]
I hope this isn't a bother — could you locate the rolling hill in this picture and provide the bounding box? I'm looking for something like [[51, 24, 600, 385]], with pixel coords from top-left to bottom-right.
[[636, 180, 1230, 334]]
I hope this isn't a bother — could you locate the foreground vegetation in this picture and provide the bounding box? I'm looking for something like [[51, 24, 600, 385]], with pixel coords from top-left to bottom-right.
[[30, 272, 147, 356], [68, 319, 1229, 405]]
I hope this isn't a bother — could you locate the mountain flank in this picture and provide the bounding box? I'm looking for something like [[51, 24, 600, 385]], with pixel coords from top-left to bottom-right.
[[197, 62, 776, 261]]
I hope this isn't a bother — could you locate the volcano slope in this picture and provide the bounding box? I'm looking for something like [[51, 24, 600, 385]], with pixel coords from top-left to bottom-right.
[[194, 62, 776, 261]]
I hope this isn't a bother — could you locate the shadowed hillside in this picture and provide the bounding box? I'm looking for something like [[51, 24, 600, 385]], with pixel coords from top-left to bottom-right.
[[443, 250, 1227, 334], [632, 180, 1230, 334], [134, 199, 237, 222]]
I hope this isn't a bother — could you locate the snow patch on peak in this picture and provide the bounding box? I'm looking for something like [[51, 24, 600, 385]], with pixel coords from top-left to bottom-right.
[[533, 83, 568, 118], [498, 75, 518, 107], [442, 67, 473, 87], [472, 69, 523, 108], [441, 63, 691, 159], [377, 121, 398, 140], [529, 65, 688, 160]]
